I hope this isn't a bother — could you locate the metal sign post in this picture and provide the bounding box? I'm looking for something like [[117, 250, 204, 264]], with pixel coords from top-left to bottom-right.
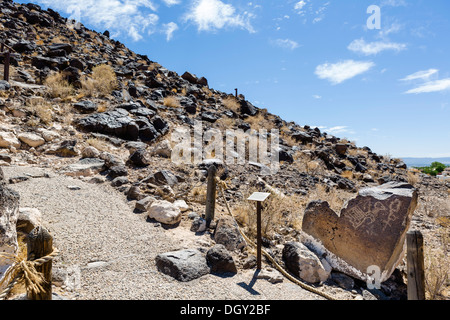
[[247, 192, 270, 270]]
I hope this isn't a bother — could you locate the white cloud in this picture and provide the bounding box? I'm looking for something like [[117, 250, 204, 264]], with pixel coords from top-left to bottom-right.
[[162, 0, 181, 6], [271, 38, 300, 50], [36, 0, 159, 41], [400, 69, 439, 82], [185, 0, 255, 33], [405, 78, 450, 94], [163, 22, 178, 41], [294, 1, 307, 11], [312, 95, 322, 99], [315, 60, 375, 85], [348, 38, 406, 55]]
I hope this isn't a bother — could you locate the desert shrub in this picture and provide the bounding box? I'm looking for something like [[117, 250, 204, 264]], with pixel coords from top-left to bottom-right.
[[163, 96, 181, 108], [25, 98, 54, 125], [407, 170, 420, 186], [222, 96, 240, 112], [81, 64, 117, 97], [44, 72, 73, 98]]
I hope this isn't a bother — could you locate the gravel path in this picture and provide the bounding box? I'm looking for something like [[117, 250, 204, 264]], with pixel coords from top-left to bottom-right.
[[4, 165, 327, 300]]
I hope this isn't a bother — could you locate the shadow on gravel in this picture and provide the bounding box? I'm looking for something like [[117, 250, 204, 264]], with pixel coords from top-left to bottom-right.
[[236, 270, 261, 296]]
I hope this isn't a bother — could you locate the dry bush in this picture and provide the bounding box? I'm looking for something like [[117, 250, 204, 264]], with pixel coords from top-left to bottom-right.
[[163, 96, 181, 108], [222, 96, 240, 113], [86, 138, 111, 152], [215, 116, 235, 131], [81, 64, 117, 97], [190, 185, 208, 205], [233, 192, 304, 240], [44, 72, 73, 98], [407, 170, 420, 186], [425, 227, 449, 300], [245, 110, 275, 131], [26, 98, 54, 125]]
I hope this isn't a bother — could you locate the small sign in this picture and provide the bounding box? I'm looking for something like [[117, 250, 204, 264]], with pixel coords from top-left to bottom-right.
[[247, 192, 271, 202]]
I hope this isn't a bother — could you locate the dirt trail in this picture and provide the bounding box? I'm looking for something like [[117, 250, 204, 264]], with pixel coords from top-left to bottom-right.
[[3, 165, 328, 300]]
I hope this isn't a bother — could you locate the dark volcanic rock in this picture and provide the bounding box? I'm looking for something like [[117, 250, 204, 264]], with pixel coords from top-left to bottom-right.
[[155, 249, 210, 282], [76, 109, 139, 141]]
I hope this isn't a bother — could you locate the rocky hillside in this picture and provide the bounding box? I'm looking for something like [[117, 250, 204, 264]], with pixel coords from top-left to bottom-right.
[[0, 0, 448, 300]]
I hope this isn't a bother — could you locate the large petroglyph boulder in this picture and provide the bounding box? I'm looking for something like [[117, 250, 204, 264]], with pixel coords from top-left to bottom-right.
[[302, 182, 418, 283], [0, 168, 20, 291]]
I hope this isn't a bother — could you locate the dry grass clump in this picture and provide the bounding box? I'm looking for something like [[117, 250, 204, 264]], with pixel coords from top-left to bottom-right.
[[86, 138, 111, 152], [245, 109, 276, 131], [81, 64, 117, 98], [25, 98, 54, 125], [190, 185, 208, 205], [233, 191, 303, 240], [222, 96, 240, 113], [407, 170, 420, 186], [163, 96, 181, 108], [425, 227, 449, 300], [44, 72, 73, 99]]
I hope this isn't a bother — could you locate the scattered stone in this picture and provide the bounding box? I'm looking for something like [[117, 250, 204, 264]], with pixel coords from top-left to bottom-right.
[[206, 244, 237, 274], [61, 158, 105, 177], [135, 196, 156, 212], [331, 272, 355, 290], [111, 176, 129, 187], [256, 268, 284, 284], [302, 182, 418, 283], [150, 139, 172, 158], [81, 146, 100, 159], [0, 132, 21, 149], [190, 217, 207, 233], [74, 100, 97, 114], [214, 215, 246, 251], [18, 132, 45, 148], [8, 176, 30, 184], [127, 149, 150, 167], [46, 140, 78, 157], [17, 207, 42, 234], [242, 255, 257, 269], [155, 249, 210, 282], [173, 200, 189, 212], [148, 200, 182, 225], [282, 242, 331, 284]]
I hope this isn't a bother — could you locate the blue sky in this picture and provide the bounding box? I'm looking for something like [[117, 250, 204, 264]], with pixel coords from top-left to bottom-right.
[[18, 0, 450, 158]]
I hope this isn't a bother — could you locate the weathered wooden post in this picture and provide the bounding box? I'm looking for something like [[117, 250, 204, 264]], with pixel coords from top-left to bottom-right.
[[205, 165, 217, 227], [235, 88, 238, 98], [27, 226, 53, 300], [407, 230, 425, 300], [4, 50, 10, 82], [247, 192, 271, 270]]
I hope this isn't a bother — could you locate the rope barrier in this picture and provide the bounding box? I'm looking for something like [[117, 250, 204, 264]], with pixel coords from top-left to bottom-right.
[[215, 177, 336, 300], [0, 247, 59, 300]]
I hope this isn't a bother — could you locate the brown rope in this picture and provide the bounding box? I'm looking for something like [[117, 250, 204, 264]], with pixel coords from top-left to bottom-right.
[[0, 247, 59, 300]]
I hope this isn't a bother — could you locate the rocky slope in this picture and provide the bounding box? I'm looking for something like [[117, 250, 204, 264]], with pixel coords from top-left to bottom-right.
[[0, 0, 448, 300]]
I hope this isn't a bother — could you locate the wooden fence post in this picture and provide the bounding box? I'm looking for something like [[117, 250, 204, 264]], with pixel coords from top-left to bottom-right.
[[205, 165, 217, 227], [3, 51, 10, 82], [27, 226, 53, 300], [407, 230, 425, 300]]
